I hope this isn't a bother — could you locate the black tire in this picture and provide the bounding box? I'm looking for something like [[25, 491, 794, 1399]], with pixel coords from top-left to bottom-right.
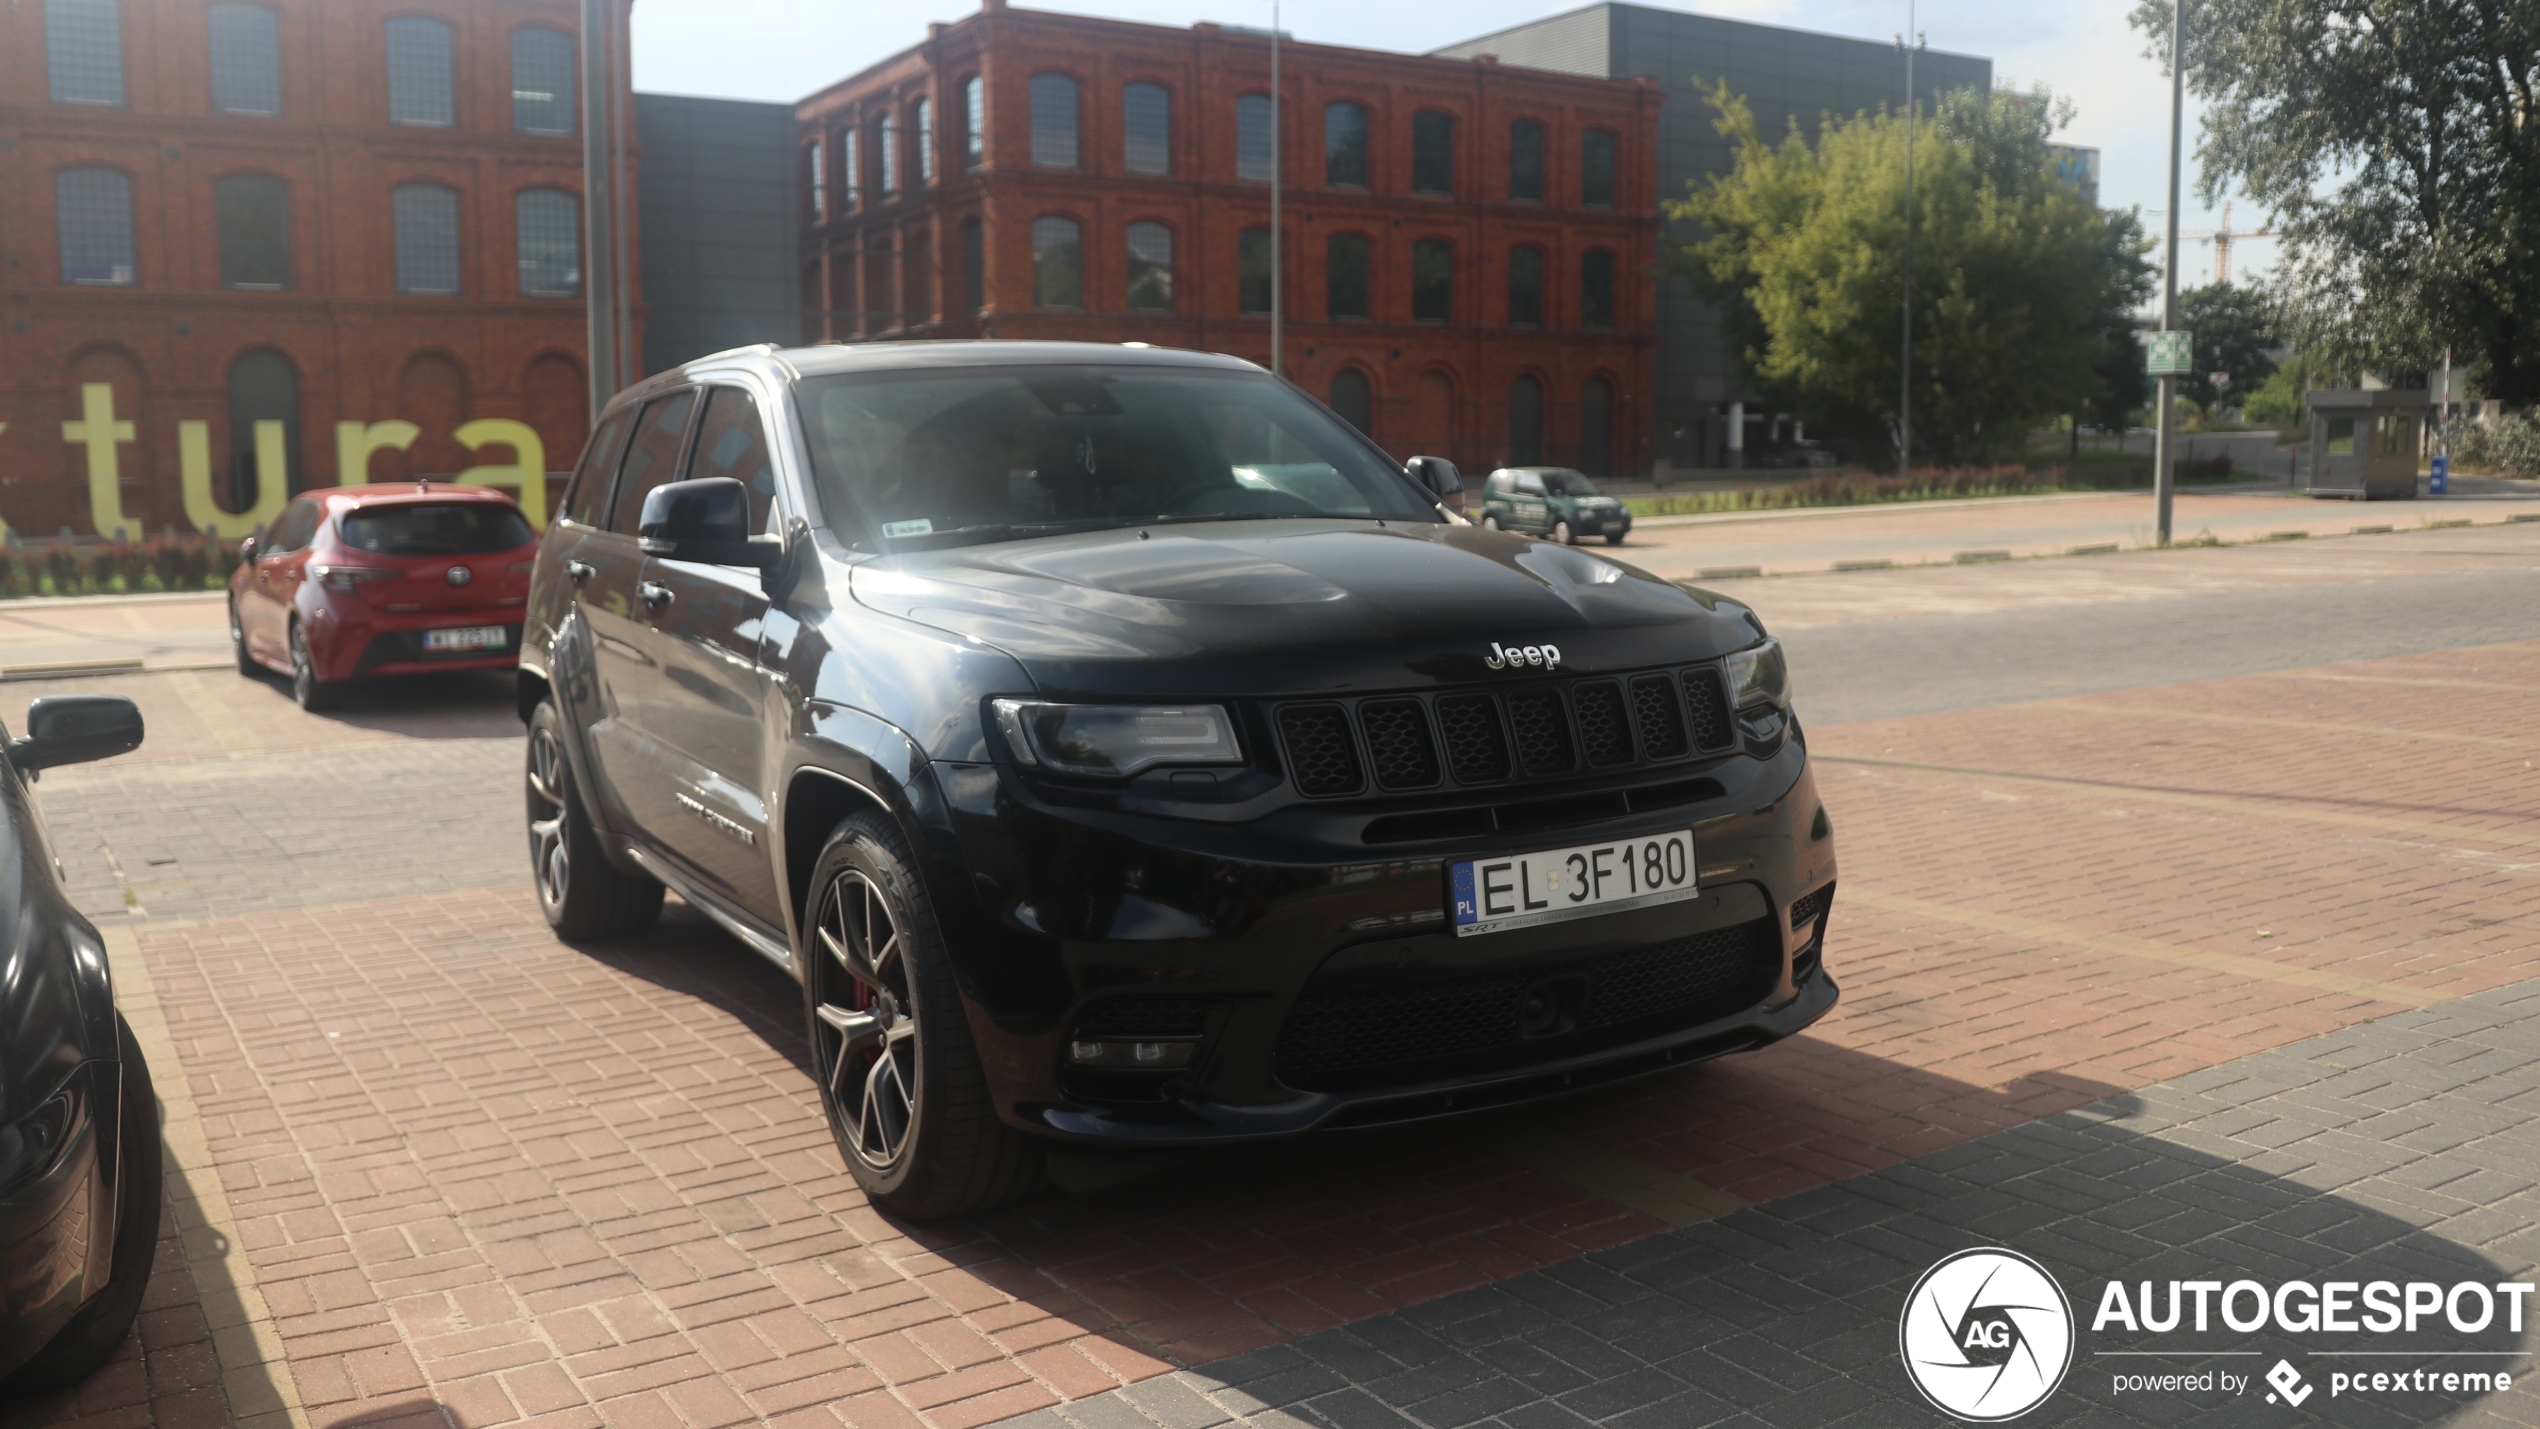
[[526, 698, 663, 939], [228, 597, 257, 677], [1553, 519, 1576, 545], [1604, 532, 1626, 546], [5, 1017, 161, 1394], [1477, 513, 1498, 530], [803, 811, 1043, 1219], [288, 621, 338, 712]]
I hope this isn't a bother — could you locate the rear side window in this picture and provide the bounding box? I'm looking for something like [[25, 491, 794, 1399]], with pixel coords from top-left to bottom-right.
[[266, 497, 320, 552], [685, 386, 778, 533], [609, 390, 697, 533], [341, 503, 535, 555], [561, 408, 633, 527]]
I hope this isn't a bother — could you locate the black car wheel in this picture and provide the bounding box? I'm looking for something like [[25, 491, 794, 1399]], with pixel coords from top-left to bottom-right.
[[4, 1016, 161, 1394], [804, 811, 1042, 1219], [1553, 518, 1576, 546], [1604, 532, 1627, 546], [1477, 513, 1498, 530], [288, 621, 337, 712], [228, 598, 257, 677], [525, 699, 663, 939]]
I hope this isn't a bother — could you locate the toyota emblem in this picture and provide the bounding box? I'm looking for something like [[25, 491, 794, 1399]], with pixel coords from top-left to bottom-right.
[[445, 566, 472, 587]]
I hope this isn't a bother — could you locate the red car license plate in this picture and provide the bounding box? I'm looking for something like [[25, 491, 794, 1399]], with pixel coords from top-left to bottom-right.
[[424, 625, 506, 653]]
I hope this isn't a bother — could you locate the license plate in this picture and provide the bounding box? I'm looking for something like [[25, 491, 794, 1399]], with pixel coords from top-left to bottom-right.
[[1450, 830, 1697, 937], [423, 625, 507, 652]]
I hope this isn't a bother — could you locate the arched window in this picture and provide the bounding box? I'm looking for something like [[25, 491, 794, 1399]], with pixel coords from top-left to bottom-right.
[[1580, 378, 1613, 476], [912, 97, 934, 184], [1329, 369, 1372, 435], [961, 77, 984, 172], [1411, 238, 1451, 322], [1237, 94, 1273, 183], [56, 168, 133, 284], [392, 183, 461, 294], [510, 28, 573, 135], [1581, 128, 1617, 208], [1508, 119, 1545, 202], [804, 140, 825, 223], [1509, 375, 1543, 465], [961, 216, 984, 314], [1326, 233, 1369, 319], [1126, 222, 1173, 312], [1031, 74, 1079, 169], [207, 4, 281, 116], [385, 17, 453, 127], [841, 127, 860, 211], [216, 174, 290, 289], [1507, 245, 1543, 326], [878, 113, 898, 194], [1412, 110, 1454, 195], [1239, 227, 1272, 315], [1032, 216, 1080, 307], [1581, 249, 1616, 329], [46, 0, 124, 107], [1124, 82, 1170, 175], [226, 349, 299, 507], [516, 189, 579, 296], [1325, 102, 1369, 187]]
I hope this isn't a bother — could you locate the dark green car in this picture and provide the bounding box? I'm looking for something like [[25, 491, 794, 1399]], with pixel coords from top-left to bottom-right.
[[1477, 467, 1633, 545]]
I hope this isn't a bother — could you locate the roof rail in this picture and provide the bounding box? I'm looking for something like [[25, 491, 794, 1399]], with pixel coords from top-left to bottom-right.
[[687, 342, 783, 364]]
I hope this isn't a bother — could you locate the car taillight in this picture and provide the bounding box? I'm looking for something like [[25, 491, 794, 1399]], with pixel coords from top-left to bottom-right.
[[311, 564, 399, 590]]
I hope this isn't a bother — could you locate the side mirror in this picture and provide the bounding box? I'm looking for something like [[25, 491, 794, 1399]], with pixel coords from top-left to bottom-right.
[[637, 477, 780, 569], [1406, 455, 1466, 513], [239, 535, 259, 561], [9, 695, 144, 774]]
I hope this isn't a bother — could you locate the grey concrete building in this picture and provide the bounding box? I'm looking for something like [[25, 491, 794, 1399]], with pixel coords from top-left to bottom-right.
[[1434, 4, 1990, 469], [634, 93, 802, 375]]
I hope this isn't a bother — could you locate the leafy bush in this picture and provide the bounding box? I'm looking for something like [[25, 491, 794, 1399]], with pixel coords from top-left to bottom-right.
[[2450, 414, 2540, 478]]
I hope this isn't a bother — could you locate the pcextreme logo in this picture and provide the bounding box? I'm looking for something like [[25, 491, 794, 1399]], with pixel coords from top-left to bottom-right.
[[1899, 1248, 2076, 1421]]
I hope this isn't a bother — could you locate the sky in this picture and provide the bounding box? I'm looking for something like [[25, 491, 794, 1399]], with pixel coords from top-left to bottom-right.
[[630, 0, 2277, 295]]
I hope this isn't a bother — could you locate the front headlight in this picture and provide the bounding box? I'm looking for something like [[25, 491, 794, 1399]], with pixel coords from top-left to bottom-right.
[[991, 700, 1243, 778], [1722, 637, 1790, 710]]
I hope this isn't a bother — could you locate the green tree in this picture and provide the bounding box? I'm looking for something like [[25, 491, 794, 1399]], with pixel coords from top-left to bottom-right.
[[1667, 82, 2153, 465], [2134, 1, 2540, 401], [2176, 282, 2278, 415]]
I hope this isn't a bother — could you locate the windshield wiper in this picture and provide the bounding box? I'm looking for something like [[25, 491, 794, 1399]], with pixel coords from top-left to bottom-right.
[[880, 519, 1118, 550]]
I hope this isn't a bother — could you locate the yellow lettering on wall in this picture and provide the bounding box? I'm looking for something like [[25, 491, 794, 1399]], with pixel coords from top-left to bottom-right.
[[179, 420, 291, 537], [62, 383, 137, 539], [454, 418, 547, 528], [333, 420, 420, 486]]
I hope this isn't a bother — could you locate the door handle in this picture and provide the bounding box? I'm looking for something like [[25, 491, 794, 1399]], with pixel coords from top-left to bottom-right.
[[567, 560, 595, 585], [639, 581, 674, 609]]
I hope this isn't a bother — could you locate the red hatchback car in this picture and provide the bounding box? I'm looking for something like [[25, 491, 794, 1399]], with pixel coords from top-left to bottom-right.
[[228, 484, 539, 710]]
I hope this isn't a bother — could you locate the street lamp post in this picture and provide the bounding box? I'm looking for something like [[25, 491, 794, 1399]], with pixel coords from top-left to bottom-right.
[[1896, 5, 1922, 482], [580, 0, 619, 421], [2153, 0, 2184, 546]]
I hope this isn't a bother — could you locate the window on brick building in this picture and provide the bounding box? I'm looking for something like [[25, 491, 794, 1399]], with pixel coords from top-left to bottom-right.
[[1580, 377, 1613, 475], [879, 114, 898, 194], [962, 216, 984, 314], [1239, 227, 1272, 315], [386, 17, 453, 127], [1329, 369, 1372, 436], [804, 140, 825, 223], [1126, 222, 1173, 312], [1507, 245, 1543, 326], [1237, 94, 1273, 183], [1509, 119, 1545, 203], [1411, 238, 1450, 322], [962, 77, 984, 172], [208, 4, 281, 116], [841, 127, 859, 211], [392, 183, 461, 294], [1032, 216, 1080, 307], [1326, 233, 1369, 318], [56, 167, 133, 284], [1124, 83, 1170, 176], [1031, 74, 1079, 169], [1581, 249, 1615, 329], [1412, 111, 1453, 196], [1325, 102, 1369, 188], [517, 189, 580, 297], [511, 28, 574, 135], [46, 0, 123, 107], [1509, 375, 1543, 464], [1582, 128, 1616, 208], [216, 174, 291, 288], [913, 98, 934, 184]]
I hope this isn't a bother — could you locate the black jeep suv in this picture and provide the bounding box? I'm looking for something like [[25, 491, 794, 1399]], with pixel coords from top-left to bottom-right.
[[520, 342, 1837, 1218]]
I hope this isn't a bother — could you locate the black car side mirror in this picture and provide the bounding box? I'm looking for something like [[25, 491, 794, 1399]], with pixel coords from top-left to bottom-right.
[[9, 695, 144, 774], [637, 477, 781, 570], [239, 535, 258, 561], [1406, 455, 1466, 512]]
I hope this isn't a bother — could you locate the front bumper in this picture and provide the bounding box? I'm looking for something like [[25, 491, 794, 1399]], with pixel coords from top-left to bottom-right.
[[0, 1066, 103, 1383], [926, 742, 1837, 1146]]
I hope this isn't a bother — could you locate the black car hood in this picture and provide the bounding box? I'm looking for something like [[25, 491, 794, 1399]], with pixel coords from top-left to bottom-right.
[[850, 519, 1765, 699]]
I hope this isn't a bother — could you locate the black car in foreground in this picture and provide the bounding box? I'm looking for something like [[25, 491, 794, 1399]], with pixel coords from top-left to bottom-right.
[[0, 695, 156, 1392], [520, 341, 1837, 1218]]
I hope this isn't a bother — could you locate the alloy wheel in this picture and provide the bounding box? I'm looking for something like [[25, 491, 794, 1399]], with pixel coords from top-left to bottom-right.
[[811, 869, 920, 1169], [526, 725, 570, 913], [290, 626, 316, 704]]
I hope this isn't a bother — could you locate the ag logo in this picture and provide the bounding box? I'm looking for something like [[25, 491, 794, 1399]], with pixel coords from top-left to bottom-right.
[[1899, 1248, 2074, 1421]]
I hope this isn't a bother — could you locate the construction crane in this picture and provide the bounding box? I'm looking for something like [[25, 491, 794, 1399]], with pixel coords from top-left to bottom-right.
[[2179, 202, 2277, 285]]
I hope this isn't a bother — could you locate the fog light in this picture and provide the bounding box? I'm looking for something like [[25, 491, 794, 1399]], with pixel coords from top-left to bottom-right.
[[1066, 1039, 1197, 1069]]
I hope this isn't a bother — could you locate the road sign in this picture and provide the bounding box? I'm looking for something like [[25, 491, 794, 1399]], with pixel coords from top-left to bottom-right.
[[2146, 329, 2195, 377]]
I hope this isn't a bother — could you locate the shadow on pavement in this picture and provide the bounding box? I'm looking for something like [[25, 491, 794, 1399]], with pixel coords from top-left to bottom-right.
[[236, 664, 523, 739]]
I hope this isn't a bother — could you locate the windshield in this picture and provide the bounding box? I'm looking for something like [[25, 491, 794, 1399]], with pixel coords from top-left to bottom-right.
[[797, 364, 1438, 547], [339, 503, 534, 555], [1540, 470, 1603, 497]]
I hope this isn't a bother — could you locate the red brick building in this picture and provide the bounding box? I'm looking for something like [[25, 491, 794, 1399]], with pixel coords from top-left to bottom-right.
[[0, 0, 618, 539], [800, 1, 1662, 477]]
